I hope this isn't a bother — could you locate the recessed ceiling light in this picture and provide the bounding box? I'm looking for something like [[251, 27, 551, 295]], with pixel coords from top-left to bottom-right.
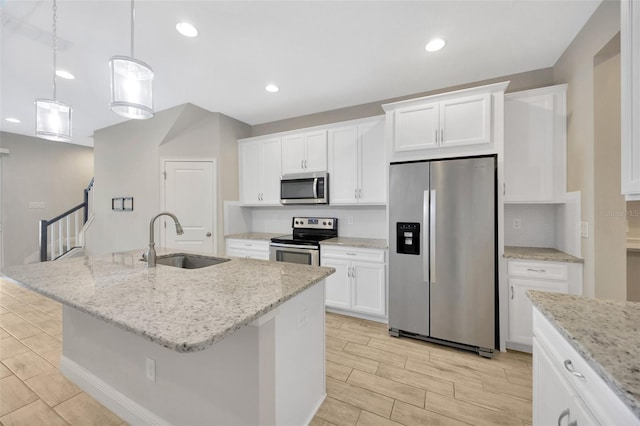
[[265, 84, 279, 93], [176, 22, 198, 38], [425, 38, 446, 52], [55, 69, 75, 80], [5, 117, 21, 123]]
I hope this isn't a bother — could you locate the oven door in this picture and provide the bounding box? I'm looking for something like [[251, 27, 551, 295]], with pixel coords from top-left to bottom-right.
[[270, 243, 319, 266]]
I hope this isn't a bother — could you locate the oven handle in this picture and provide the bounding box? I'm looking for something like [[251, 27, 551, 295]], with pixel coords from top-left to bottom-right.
[[270, 242, 319, 250]]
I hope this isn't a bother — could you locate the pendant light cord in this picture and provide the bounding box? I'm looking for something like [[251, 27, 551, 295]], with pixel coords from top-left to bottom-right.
[[52, 0, 57, 101], [130, 0, 135, 58]]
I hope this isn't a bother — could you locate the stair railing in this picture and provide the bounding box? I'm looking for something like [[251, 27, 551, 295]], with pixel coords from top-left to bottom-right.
[[39, 178, 94, 262]]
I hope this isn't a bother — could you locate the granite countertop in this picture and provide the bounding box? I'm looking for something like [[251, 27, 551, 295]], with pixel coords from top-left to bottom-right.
[[4, 250, 334, 353], [225, 232, 285, 241], [528, 291, 640, 418], [504, 246, 583, 263], [320, 237, 388, 250]]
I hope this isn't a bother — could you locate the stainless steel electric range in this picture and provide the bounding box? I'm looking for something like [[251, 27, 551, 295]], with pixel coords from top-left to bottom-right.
[[270, 217, 338, 266]]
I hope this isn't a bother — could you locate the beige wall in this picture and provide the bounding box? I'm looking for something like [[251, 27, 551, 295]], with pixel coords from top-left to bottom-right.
[[252, 68, 554, 136], [552, 0, 621, 298], [88, 104, 249, 257], [0, 132, 94, 268]]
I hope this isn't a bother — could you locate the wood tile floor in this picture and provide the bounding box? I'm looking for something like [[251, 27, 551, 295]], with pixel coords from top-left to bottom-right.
[[1, 278, 532, 425]]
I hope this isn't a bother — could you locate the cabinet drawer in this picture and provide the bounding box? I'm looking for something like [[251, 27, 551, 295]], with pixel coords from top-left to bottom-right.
[[508, 261, 568, 280], [227, 239, 270, 252], [321, 246, 385, 263]]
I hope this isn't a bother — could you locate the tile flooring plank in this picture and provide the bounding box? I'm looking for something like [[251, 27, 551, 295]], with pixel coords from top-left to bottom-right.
[[356, 410, 404, 426], [54, 393, 123, 426], [343, 343, 406, 368], [375, 363, 454, 398], [390, 400, 470, 426], [505, 369, 533, 388], [340, 322, 391, 339], [41, 349, 62, 369], [326, 377, 394, 418], [326, 327, 371, 346], [0, 327, 10, 339], [0, 375, 39, 416], [32, 319, 62, 336], [25, 370, 82, 407], [482, 375, 533, 401], [0, 361, 13, 379], [327, 360, 353, 382], [20, 333, 62, 356], [1, 319, 44, 341], [367, 339, 431, 363], [315, 396, 361, 426], [405, 358, 484, 389], [327, 313, 364, 327], [15, 310, 52, 325], [455, 384, 532, 422], [327, 335, 349, 351], [0, 337, 32, 361], [425, 391, 522, 426], [326, 348, 380, 374], [0, 399, 68, 426], [347, 369, 425, 408], [429, 351, 509, 380], [3, 351, 55, 381], [310, 415, 339, 426]]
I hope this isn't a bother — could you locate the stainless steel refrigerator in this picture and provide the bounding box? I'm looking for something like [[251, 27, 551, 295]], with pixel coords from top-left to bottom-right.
[[388, 156, 497, 358]]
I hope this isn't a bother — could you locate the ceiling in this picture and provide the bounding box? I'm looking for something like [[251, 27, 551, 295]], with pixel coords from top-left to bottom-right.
[[1, 0, 602, 147]]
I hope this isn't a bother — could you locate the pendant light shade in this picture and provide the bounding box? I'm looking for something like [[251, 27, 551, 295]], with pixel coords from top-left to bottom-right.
[[35, 99, 72, 142], [109, 56, 154, 119], [109, 0, 154, 119], [35, 0, 72, 142]]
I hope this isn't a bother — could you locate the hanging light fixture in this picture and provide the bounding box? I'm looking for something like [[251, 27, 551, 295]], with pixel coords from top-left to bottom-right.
[[35, 0, 72, 142], [109, 0, 154, 119]]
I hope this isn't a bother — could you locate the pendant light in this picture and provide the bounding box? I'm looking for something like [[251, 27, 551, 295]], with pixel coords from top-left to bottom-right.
[[35, 0, 72, 142], [109, 0, 154, 119]]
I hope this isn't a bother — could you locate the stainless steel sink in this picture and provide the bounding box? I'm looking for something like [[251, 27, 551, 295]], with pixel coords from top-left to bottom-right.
[[153, 253, 230, 269]]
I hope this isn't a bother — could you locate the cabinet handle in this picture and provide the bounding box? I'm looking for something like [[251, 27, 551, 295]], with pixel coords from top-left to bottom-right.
[[563, 360, 585, 380], [347, 267, 352, 278], [352, 267, 356, 279], [435, 129, 438, 143], [355, 188, 358, 199], [346, 253, 357, 256], [510, 285, 514, 300], [441, 129, 444, 142], [558, 408, 570, 426], [305, 159, 308, 168], [359, 188, 363, 198], [527, 268, 546, 273], [568, 421, 577, 426]]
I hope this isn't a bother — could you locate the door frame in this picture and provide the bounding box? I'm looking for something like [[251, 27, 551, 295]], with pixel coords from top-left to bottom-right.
[[0, 148, 8, 271], [159, 157, 218, 255]]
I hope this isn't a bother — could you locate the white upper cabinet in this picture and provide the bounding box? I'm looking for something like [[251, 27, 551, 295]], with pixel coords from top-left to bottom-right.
[[383, 82, 507, 161], [328, 117, 386, 205], [281, 130, 327, 174], [504, 85, 567, 203], [239, 137, 281, 205], [622, 0, 640, 200]]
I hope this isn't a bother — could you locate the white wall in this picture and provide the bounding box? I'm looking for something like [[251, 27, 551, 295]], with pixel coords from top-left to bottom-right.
[[0, 132, 93, 267], [504, 204, 556, 248]]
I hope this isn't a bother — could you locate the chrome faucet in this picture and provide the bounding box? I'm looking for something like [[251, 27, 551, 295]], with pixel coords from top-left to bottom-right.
[[147, 212, 184, 267]]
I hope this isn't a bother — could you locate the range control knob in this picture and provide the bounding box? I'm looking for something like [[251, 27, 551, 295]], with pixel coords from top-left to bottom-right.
[[328, 221, 332, 226], [323, 221, 327, 225], [295, 221, 299, 225]]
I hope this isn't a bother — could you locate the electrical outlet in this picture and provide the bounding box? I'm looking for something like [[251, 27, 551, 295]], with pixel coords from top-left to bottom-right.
[[146, 358, 156, 382], [512, 219, 522, 230], [581, 221, 589, 238], [348, 216, 354, 225]]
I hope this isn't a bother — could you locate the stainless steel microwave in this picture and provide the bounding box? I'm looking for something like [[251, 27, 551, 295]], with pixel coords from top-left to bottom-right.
[[280, 172, 329, 205]]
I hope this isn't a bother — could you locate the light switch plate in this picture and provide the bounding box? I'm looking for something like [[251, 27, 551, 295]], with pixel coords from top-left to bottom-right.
[[581, 221, 589, 238]]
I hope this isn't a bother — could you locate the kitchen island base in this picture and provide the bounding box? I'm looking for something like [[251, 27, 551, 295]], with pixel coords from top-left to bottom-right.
[[60, 281, 326, 426]]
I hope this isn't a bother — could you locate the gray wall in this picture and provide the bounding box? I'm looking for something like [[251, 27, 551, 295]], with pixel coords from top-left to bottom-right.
[[552, 0, 621, 299], [0, 132, 94, 267], [88, 104, 250, 257], [252, 68, 554, 136]]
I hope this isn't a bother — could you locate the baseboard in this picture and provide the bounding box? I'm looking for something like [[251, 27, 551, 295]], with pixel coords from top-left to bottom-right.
[[325, 307, 388, 324], [60, 356, 171, 426], [505, 341, 532, 354], [302, 393, 326, 426]]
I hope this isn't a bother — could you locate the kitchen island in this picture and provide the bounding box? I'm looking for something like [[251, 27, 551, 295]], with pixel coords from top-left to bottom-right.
[[4, 250, 335, 426]]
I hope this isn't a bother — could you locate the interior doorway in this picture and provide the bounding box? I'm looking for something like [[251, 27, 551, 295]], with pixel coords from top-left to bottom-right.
[[161, 159, 217, 255]]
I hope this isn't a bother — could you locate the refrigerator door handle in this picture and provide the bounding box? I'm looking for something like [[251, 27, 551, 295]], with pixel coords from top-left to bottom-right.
[[423, 190, 430, 283], [429, 189, 436, 285]]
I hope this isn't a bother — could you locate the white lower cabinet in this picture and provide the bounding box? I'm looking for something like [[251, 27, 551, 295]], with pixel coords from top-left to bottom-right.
[[321, 246, 386, 319], [507, 260, 581, 351], [533, 307, 638, 426], [225, 238, 270, 260]]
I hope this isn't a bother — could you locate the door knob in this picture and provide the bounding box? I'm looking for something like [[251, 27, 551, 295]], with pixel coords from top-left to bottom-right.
[[206, 232, 212, 237]]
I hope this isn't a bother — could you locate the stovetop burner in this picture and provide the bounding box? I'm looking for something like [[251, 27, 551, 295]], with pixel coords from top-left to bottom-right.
[[270, 217, 338, 247]]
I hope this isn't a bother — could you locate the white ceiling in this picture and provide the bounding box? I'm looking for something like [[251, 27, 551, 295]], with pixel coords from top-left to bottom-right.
[[1, 0, 602, 147]]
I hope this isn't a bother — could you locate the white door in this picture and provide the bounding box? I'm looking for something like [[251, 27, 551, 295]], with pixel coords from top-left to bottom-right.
[[328, 126, 358, 204], [163, 160, 215, 254]]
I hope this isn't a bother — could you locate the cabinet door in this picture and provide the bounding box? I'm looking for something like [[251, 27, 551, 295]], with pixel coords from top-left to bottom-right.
[[351, 261, 386, 316], [304, 131, 328, 172], [239, 141, 260, 204], [440, 93, 491, 147], [394, 103, 439, 152], [359, 120, 386, 204], [533, 338, 576, 426], [504, 94, 555, 202], [328, 126, 359, 204], [509, 278, 568, 346], [281, 134, 306, 175], [322, 258, 351, 309], [260, 138, 282, 204], [622, 0, 640, 199]]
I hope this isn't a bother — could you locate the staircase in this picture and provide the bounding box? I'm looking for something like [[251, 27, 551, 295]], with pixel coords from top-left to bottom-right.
[[38, 178, 94, 262]]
